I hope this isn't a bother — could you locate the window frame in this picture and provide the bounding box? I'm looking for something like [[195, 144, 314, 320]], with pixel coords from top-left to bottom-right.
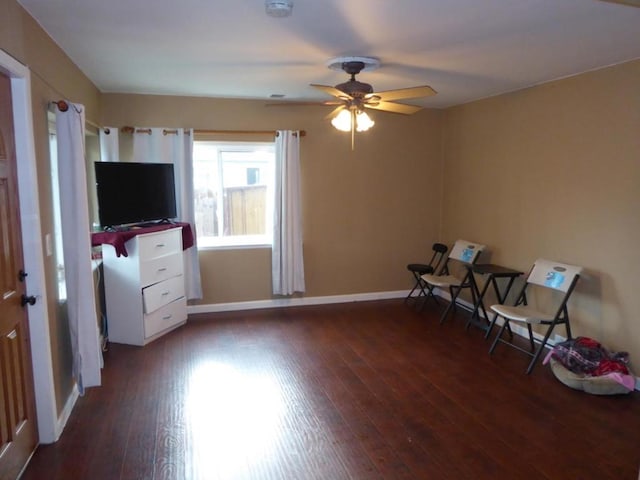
[[193, 140, 275, 250]]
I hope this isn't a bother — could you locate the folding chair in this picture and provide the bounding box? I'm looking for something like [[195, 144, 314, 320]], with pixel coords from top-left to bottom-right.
[[420, 239, 485, 324], [405, 243, 448, 305], [488, 258, 582, 374]]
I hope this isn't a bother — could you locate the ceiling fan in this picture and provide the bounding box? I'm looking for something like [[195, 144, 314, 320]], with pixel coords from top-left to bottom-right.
[[312, 59, 436, 115], [270, 56, 437, 149]]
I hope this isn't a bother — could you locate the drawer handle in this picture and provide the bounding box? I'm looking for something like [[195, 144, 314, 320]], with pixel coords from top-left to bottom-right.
[[155, 243, 166, 248], [162, 315, 173, 321], [7, 329, 17, 340], [161, 291, 170, 296], [157, 267, 167, 272]]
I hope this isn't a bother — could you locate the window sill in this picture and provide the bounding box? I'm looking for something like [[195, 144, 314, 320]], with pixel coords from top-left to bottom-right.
[[197, 236, 272, 251]]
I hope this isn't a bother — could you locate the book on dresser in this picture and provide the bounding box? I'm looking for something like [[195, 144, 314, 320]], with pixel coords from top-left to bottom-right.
[[101, 226, 188, 346]]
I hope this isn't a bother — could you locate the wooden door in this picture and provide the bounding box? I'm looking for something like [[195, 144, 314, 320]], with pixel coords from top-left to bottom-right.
[[0, 73, 38, 479]]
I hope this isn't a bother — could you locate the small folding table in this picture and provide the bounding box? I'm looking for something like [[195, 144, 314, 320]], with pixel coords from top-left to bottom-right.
[[464, 263, 523, 338]]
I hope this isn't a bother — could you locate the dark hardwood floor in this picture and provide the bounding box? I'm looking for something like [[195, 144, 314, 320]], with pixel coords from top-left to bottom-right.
[[21, 299, 640, 480]]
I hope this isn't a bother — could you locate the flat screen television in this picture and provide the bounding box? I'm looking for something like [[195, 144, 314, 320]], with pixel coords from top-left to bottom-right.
[[95, 161, 177, 228]]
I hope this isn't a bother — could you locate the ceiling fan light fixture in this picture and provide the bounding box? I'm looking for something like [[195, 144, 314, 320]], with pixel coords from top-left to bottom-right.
[[331, 110, 352, 132], [330, 109, 375, 133], [355, 111, 374, 132], [265, 0, 293, 17]]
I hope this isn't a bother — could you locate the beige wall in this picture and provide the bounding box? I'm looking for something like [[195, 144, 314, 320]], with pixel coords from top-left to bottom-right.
[[442, 60, 640, 367], [1, 0, 102, 413], [101, 94, 445, 302]]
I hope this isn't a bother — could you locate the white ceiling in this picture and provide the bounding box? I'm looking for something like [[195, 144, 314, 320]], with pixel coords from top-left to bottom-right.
[[17, 0, 640, 108]]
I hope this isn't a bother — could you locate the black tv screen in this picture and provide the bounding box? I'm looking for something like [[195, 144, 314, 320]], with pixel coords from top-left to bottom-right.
[[95, 161, 177, 228]]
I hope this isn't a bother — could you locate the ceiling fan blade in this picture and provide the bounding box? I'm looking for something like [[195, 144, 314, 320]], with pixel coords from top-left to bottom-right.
[[598, 0, 640, 6], [365, 101, 423, 115], [325, 105, 346, 120], [265, 100, 343, 107], [368, 85, 436, 102], [311, 84, 353, 100]]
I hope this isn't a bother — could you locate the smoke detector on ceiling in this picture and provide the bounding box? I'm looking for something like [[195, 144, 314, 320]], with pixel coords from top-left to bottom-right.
[[265, 0, 293, 17]]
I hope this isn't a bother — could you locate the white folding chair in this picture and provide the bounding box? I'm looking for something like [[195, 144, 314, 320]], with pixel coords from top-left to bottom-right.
[[488, 258, 583, 374], [420, 239, 485, 324]]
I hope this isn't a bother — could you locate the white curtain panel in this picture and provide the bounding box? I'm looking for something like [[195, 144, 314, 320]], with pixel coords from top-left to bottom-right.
[[98, 127, 119, 162], [180, 129, 203, 299], [55, 103, 102, 394], [272, 130, 305, 295], [132, 127, 174, 165], [132, 127, 203, 299]]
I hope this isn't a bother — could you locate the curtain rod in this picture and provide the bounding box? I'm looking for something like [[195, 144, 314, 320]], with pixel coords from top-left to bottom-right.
[[194, 129, 306, 137], [49, 100, 101, 130], [50, 100, 69, 112], [119, 127, 183, 136], [119, 127, 306, 137]]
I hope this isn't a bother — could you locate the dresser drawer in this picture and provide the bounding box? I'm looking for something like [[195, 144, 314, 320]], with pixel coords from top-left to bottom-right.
[[144, 297, 187, 339], [136, 228, 182, 261], [142, 275, 185, 314], [140, 252, 183, 288]]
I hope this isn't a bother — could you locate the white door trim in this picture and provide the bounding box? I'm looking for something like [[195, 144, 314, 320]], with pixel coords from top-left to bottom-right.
[[0, 49, 58, 444]]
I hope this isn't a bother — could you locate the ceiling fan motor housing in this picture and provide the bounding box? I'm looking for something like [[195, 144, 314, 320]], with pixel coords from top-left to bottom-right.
[[342, 61, 365, 75], [336, 79, 373, 97], [336, 61, 373, 97]]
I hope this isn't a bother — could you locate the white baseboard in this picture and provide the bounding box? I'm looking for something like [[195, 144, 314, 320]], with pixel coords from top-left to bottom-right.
[[187, 287, 554, 346], [52, 384, 79, 443], [187, 290, 408, 314]]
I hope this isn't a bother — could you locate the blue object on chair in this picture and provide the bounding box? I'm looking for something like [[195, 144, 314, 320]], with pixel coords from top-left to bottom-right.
[[488, 258, 583, 374], [420, 239, 486, 323]]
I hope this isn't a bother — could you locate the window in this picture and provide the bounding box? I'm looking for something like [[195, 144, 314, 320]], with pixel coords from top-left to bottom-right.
[[48, 127, 66, 302], [193, 141, 275, 248]]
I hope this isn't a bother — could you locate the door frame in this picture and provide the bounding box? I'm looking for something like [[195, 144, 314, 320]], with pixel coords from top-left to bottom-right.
[[0, 49, 58, 444]]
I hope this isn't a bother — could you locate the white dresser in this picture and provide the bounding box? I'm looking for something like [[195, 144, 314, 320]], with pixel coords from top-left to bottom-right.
[[102, 227, 187, 346]]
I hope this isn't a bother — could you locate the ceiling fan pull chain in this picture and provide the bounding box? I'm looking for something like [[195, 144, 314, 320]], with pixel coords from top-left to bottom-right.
[[351, 110, 355, 151]]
